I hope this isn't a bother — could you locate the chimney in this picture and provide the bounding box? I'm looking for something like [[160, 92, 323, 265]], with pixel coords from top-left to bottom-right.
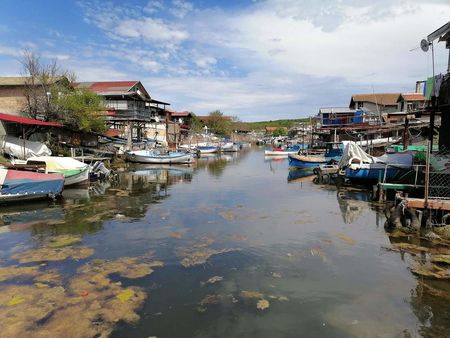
[[415, 81, 423, 93]]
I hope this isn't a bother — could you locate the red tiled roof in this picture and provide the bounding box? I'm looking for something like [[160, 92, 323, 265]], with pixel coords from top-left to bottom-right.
[[398, 93, 426, 102], [0, 113, 63, 127], [170, 111, 191, 117], [73, 81, 139, 93]]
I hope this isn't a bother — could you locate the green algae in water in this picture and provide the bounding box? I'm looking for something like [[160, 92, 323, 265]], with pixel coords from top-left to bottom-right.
[[0, 266, 40, 282], [46, 235, 82, 248], [12, 246, 94, 263], [78, 257, 164, 279]]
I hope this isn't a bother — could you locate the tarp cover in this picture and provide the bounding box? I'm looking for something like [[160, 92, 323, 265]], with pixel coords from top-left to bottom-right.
[[339, 141, 413, 170], [26, 156, 88, 172], [1, 135, 52, 160], [339, 142, 375, 169], [0, 168, 64, 196]]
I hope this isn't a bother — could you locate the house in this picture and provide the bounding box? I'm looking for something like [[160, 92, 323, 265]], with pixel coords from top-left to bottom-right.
[[73, 81, 176, 146], [0, 76, 68, 117], [349, 93, 401, 114], [397, 93, 426, 112], [318, 107, 360, 127]]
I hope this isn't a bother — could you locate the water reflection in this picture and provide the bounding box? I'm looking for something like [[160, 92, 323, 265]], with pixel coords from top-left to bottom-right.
[[336, 188, 370, 224], [287, 169, 314, 183], [0, 149, 449, 337]]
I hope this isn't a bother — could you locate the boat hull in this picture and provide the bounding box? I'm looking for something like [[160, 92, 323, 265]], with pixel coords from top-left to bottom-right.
[[288, 154, 340, 169], [197, 146, 218, 154], [61, 166, 90, 186], [264, 150, 298, 156], [0, 169, 64, 203], [126, 151, 194, 164], [345, 166, 406, 183]]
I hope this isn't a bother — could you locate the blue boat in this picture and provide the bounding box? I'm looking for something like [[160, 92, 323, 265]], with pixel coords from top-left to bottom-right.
[[339, 142, 414, 184], [288, 143, 343, 169], [0, 168, 64, 203], [344, 152, 414, 183]]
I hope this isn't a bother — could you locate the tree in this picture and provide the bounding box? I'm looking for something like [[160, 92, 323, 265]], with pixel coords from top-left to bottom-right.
[[20, 50, 70, 120], [188, 114, 203, 135], [272, 127, 287, 137], [52, 88, 107, 132], [206, 110, 232, 136], [19, 50, 106, 132]]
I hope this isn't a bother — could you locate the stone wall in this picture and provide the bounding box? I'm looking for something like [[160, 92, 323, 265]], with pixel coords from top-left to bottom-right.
[[0, 86, 27, 116]]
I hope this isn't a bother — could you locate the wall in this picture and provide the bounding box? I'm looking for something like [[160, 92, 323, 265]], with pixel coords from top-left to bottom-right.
[[0, 86, 27, 116]]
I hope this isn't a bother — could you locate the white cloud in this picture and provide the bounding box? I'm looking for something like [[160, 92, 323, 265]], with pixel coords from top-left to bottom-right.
[[170, 0, 193, 19], [0, 45, 21, 57], [42, 52, 71, 61], [144, 0, 164, 14], [115, 18, 188, 42], [194, 56, 217, 69], [70, 64, 128, 81], [73, 0, 450, 120]]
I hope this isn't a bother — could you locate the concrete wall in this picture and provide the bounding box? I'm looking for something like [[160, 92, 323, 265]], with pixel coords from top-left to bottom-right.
[[0, 86, 27, 116]]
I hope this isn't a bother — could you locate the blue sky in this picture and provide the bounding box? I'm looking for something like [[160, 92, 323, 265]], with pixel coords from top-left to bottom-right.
[[0, 0, 449, 121]]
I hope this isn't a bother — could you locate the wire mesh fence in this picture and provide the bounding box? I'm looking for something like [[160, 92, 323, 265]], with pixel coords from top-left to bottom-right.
[[428, 146, 450, 200]]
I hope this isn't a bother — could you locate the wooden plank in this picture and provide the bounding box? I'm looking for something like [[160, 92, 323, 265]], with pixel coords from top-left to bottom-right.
[[406, 198, 450, 211]]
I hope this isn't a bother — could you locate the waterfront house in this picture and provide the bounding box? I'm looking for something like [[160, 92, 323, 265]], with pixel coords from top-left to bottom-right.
[[318, 107, 361, 127], [73, 81, 177, 147], [349, 93, 401, 114], [397, 93, 427, 113]]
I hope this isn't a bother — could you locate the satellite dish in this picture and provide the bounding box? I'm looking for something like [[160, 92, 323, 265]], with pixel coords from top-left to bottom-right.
[[420, 39, 430, 52]]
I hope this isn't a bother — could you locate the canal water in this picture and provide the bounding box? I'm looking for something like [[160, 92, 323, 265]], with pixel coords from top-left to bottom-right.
[[0, 148, 449, 337]]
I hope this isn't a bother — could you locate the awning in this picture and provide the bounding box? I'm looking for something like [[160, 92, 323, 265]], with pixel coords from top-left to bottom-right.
[[0, 113, 63, 127]]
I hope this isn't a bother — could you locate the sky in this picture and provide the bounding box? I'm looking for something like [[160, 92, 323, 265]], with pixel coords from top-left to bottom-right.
[[0, 0, 449, 121]]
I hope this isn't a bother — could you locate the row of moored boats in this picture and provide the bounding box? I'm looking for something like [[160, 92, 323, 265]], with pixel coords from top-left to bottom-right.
[[124, 142, 250, 164], [265, 141, 418, 184]]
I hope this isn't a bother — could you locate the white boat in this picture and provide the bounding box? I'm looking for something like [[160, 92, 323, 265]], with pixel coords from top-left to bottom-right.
[[220, 142, 240, 152], [197, 145, 219, 154], [26, 156, 90, 186], [125, 149, 194, 164]]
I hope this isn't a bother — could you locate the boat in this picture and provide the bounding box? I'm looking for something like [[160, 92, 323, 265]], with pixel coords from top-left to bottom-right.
[[197, 145, 219, 154], [288, 143, 343, 169], [338, 141, 413, 183], [220, 142, 240, 152], [0, 168, 64, 203], [264, 144, 307, 156], [26, 156, 90, 186], [125, 149, 194, 164]]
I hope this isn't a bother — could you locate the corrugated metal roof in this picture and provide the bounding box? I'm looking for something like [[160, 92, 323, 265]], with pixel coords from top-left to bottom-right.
[[319, 107, 356, 114], [351, 93, 401, 106], [73, 81, 139, 92], [0, 113, 63, 126]]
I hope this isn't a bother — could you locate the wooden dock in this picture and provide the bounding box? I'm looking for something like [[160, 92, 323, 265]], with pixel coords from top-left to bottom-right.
[[406, 198, 450, 211]]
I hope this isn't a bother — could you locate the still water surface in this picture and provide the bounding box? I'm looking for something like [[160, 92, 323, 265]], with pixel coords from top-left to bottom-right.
[[0, 149, 449, 337]]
